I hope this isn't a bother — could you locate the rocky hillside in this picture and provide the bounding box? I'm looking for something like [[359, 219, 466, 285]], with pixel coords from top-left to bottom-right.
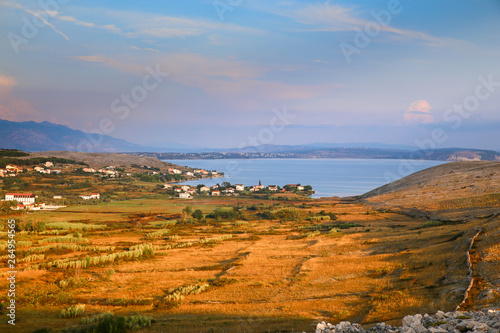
[[361, 161, 500, 210], [315, 310, 500, 333]]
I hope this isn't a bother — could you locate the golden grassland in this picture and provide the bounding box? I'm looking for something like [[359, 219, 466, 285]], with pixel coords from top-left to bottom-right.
[[1, 194, 497, 333]]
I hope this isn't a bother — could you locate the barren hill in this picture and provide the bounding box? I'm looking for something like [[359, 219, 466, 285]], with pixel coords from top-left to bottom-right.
[[28, 151, 186, 171], [361, 161, 500, 210]]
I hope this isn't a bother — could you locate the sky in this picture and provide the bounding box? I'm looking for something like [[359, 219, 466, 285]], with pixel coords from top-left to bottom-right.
[[0, 0, 499, 150]]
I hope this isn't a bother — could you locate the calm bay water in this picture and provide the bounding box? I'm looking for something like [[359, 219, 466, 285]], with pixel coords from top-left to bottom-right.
[[164, 159, 446, 198]]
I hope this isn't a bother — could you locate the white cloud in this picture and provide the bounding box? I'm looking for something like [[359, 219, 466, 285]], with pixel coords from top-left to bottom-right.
[[121, 14, 262, 39], [57, 15, 122, 33], [404, 100, 434, 124], [247, 1, 465, 47], [13, 3, 70, 40], [130, 46, 160, 52]]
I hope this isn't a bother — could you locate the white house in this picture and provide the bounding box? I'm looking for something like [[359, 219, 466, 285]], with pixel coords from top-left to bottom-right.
[[179, 192, 192, 199], [199, 186, 210, 192], [80, 193, 100, 200], [6, 165, 23, 173], [185, 171, 194, 176], [163, 184, 173, 189], [5, 193, 36, 204], [173, 169, 182, 174], [83, 168, 96, 173], [268, 185, 278, 191], [297, 185, 305, 191], [211, 190, 220, 196], [174, 188, 182, 193], [45, 161, 54, 167], [181, 185, 191, 192], [235, 184, 245, 191]]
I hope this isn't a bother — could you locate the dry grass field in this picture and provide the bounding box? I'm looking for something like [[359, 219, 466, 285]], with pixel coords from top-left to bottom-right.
[[0, 161, 498, 332], [1, 194, 496, 332]]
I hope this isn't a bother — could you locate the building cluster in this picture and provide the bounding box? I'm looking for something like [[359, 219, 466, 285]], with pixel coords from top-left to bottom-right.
[[2, 191, 101, 211], [3, 193, 44, 211], [165, 183, 310, 199], [0, 164, 24, 177], [82, 166, 122, 177], [34, 163, 62, 174]]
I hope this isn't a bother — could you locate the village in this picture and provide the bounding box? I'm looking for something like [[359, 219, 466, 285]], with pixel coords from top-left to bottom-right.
[[165, 183, 313, 199], [0, 158, 223, 211], [0, 158, 313, 211]]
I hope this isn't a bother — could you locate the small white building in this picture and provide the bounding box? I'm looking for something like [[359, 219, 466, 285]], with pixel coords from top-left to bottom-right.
[[211, 190, 220, 196], [179, 192, 192, 199], [181, 185, 191, 192], [185, 171, 194, 176], [45, 161, 54, 167], [5, 193, 36, 204], [80, 193, 100, 200], [235, 184, 245, 191], [268, 185, 278, 191], [199, 186, 210, 192], [163, 184, 173, 189]]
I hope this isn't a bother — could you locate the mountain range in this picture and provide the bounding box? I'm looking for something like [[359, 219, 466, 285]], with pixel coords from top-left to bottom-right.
[[0, 119, 499, 161]]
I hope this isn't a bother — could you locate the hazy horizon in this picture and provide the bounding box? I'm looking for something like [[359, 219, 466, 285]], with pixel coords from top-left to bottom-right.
[[1, 1, 499, 150]]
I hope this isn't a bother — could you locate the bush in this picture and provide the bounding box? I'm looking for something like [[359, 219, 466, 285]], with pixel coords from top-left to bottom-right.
[[60, 304, 86, 318], [256, 210, 276, 220], [275, 209, 299, 221], [75, 312, 152, 332], [206, 208, 239, 221], [192, 209, 203, 220]]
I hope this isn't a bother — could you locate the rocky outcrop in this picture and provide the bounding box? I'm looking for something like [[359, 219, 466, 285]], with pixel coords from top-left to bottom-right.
[[315, 311, 500, 333]]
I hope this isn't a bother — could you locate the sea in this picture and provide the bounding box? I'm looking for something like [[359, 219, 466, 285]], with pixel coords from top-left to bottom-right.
[[164, 159, 446, 198]]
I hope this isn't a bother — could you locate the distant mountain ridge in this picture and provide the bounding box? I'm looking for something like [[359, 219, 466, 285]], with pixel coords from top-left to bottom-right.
[[138, 147, 500, 161], [0, 119, 145, 152], [0, 119, 499, 161]]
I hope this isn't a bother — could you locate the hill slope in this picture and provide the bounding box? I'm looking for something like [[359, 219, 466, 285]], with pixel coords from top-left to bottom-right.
[[0, 119, 145, 152], [27, 151, 186, 171], [361, 161, 500, 209]]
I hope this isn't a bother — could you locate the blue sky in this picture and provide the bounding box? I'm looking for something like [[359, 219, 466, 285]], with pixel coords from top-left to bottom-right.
[[0, 0, 499, 149]]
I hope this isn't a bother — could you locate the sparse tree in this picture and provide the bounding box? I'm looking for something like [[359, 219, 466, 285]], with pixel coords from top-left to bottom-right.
[[192, 209, 203, 221]]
